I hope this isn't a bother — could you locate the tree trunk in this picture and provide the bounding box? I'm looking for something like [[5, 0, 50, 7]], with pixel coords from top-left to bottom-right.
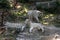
[[1, 11, 4, 26]]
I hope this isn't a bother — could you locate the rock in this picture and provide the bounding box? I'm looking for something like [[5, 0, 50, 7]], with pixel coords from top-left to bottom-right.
[[4, 22, 26, 31], [40, 33, 60, 40], [36, 0, 56, 9]]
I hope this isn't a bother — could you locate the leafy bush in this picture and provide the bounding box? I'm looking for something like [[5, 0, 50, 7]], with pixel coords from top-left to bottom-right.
[[0, 0, 11, 9]]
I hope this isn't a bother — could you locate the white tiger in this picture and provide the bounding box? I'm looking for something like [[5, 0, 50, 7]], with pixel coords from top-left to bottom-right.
[[25, 19, 45, 33], [27, 10, 43, 22]]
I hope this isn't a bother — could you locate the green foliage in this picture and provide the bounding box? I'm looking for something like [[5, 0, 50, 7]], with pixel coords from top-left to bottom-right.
[[0, 0, 11, 9], [0, 0, 8, 3], [12, 4, 28, 16], [17, 0, 29, 3], [6, 13, 17, 21], [6, 4, 29, 22]]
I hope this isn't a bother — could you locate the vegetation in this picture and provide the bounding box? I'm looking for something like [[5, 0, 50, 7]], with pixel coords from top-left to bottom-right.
[[0, 0, 60, 40], [0, 0, 60, 26], [0, 0, 11, 9]]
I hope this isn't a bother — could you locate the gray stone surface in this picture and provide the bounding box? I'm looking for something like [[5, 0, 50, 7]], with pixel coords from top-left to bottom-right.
[[16, 26, 60, 40], [4, 22, 60, 40]]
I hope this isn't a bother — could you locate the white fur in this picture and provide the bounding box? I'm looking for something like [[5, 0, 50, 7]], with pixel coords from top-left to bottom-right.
[[25, 19, 44, 33], [30, 23, 44, 32], [27, 10, 43, 22], [4, 22, 26, 31]]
